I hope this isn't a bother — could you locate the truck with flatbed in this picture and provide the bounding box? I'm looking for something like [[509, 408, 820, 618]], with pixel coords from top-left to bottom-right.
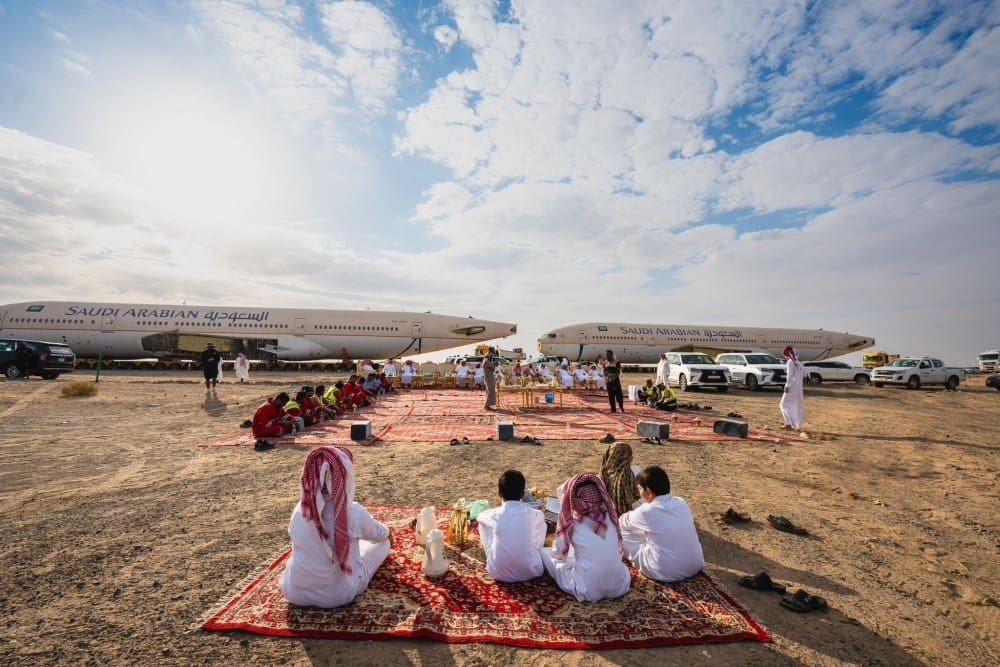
[[870, 357, 966, 390], [863, 351, 899, 368]]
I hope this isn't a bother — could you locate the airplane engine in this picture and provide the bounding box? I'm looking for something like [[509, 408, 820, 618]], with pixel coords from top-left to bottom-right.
[[264, 336, 329, 361]]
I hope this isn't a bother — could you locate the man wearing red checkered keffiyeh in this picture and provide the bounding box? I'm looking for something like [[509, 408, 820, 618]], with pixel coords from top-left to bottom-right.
[[279, 446, 391, 608], [540, 473, 632, 602]]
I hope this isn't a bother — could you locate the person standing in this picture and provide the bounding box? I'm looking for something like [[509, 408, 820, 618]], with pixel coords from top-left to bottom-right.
[[779, 345, 805, 430], [234, 352, 251, 384], [15, 342, 36, 379], [483, 347, 498, 410], [655, 353, 670, 387], [604, 349, 624, 413], [199, 342, 222, 390]]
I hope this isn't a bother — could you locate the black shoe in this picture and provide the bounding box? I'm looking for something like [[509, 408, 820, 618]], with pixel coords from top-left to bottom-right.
[[254, 439, 275, 451]]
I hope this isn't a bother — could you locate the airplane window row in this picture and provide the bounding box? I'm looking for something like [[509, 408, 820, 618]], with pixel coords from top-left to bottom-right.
[[316, 325, 400, 331], [8, 318, 86, 324]]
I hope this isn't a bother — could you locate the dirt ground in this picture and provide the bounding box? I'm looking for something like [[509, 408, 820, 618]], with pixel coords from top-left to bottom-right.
[[1, 370, 997, 666]]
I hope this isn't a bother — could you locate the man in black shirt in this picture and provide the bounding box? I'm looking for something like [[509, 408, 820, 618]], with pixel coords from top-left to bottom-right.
[[200, 342, 222, 390]]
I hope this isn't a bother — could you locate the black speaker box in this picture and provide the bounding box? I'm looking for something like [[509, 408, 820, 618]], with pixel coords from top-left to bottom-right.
[[712, 418, 748, 438]]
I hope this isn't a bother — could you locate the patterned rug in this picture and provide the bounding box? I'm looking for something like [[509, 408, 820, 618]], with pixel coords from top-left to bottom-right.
[[200, 505, 771, 649], [200, 389, 778, 447]]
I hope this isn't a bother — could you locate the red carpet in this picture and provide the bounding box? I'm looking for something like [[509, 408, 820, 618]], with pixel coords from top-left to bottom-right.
[[201, 505, 771, 649], [200, 389, 777, 447]]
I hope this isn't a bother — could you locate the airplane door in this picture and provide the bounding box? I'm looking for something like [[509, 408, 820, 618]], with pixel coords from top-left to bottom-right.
[[101, 316, 115, 332], [411, 322, 423, 338], [577, 328, 588, 343], [294, 318, 306, 336]]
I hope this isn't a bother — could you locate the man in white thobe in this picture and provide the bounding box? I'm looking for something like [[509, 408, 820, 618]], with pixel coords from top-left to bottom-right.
[[655, 353, 671, 387], [619, 466, 704, 583], [476, 470, 546, 582]]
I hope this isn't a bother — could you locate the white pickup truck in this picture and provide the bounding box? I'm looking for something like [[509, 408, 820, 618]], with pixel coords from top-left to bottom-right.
[[870, 357, 966, 390]]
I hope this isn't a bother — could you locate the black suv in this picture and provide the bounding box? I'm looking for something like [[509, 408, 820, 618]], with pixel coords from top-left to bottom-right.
[[0, 339, 76, 379]]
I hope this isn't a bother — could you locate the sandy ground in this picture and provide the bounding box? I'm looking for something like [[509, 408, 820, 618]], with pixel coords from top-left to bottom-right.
[[0, 370, 997, 666]]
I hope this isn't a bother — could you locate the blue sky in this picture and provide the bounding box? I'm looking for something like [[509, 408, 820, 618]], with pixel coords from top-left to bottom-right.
[[1, 0, 998, 363]]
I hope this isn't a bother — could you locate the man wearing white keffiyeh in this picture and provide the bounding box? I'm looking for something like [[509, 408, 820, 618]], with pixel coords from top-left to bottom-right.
[[540, 473, 631, 602], [279, 446, 391, 607], [780, 345, 806, 430]]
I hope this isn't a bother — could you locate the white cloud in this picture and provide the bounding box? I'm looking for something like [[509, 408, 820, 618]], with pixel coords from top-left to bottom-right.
[[51, 30, 71, 44], [433, 25, 458, 51], [62, 59, 91, 76], [718, 130, 999, 213]]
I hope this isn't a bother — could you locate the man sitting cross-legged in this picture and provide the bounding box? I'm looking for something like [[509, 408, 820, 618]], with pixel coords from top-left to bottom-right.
[[476, 469, 546, 583], [618, 465, 704, 582]]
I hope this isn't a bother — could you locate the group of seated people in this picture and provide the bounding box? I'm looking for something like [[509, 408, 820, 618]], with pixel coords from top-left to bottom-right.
[[251, 375, 395, 438], [635, 379, 678, 410], [278, 443, 704, 607]]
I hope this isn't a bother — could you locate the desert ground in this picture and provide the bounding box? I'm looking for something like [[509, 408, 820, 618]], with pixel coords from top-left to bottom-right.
[[0, 369, 997, 666]]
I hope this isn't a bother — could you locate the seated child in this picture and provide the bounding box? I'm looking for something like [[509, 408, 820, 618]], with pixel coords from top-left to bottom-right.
[[476, 470, 546, 582], [540, 473, 631, 602], [600, 442, 641, 516], [618, 466, 704, 582]]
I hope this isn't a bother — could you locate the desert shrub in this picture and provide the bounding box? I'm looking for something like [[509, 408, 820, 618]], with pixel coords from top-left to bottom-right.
[[61, 381, 98, 397]]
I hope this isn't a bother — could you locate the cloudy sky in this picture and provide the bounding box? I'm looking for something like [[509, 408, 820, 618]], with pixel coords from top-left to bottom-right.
[[1, 0, 998, 364]]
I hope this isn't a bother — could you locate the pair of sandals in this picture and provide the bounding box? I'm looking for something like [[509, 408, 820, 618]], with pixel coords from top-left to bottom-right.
[[240, 419, 253, 429], [449, 437, 471, 446], [254, 439, 275, 451], [726, 412, 744, 419], [519, 436, 542, 445], [737, 572, 829, 613], [640, 436, 663, 444], [599, 433, 616, 443]]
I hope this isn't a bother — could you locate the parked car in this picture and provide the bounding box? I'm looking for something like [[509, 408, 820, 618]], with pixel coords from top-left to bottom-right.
[[715, 352, 786, 391], [986, 373, 1000, 391], [665, 352, 731, 392], [0, 338, 76, 379], [871, 357, 965, 390], [802, 361, 871, 385]]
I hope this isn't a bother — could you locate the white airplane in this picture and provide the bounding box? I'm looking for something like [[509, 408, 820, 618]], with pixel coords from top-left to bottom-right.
[[0, 301, 517, 361], [538, 322, 874, 363]]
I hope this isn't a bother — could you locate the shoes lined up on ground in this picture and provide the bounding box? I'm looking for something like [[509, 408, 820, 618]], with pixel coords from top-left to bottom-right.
[[737, 572, 829, 613], [519, 435, 542, 445], [679, 403, 711, 410], [640, 436, 663, 444]]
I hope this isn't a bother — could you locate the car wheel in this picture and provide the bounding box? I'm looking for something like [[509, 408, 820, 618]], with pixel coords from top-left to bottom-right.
[[678, 374, 688, 391], [716, 386, 729, 393], [746, 374, 760, 391], [874, 382, 884, 388], [945, 375, 959, 391], [4, 363, 22, 379], [854, 374, 870, 384], [906, 375, 921, 390], [807, 372, 822, 385]]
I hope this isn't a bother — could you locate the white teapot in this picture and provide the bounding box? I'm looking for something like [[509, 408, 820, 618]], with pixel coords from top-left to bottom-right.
[[415, 506, 437, 546], [422, 528, 448, 578]]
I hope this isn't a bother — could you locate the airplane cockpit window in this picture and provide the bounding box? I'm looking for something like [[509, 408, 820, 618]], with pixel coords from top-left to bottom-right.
[[546, 333, 557, 338]]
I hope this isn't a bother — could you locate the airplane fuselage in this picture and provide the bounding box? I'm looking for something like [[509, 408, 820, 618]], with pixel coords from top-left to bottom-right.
[[0, 301, 517, 361], [538, 322, 874, 363]]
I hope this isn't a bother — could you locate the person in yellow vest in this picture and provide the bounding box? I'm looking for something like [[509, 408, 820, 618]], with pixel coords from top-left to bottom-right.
[[649, 382, 677, 411], [284, 392, 306, 431]]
